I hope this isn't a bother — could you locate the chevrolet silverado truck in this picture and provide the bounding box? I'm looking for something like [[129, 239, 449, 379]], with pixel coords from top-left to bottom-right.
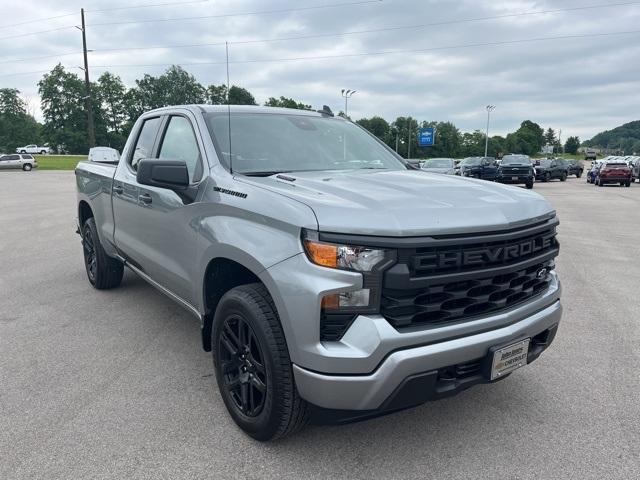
[[75, 105, 562, 441]]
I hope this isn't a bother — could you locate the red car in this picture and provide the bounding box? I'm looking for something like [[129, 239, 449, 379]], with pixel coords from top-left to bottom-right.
[[595, 161, 632, 187]]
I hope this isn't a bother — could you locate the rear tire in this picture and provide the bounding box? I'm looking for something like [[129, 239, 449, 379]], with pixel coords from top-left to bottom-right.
[[560, 172, 567, 182], [212, 283, 309, 441], [22, 164, 32, 171], [40, 150, 46, 155], [625, 181, 631, 187], [82, 217, 124, 289], [598, 178, 604, 187], [20, 150, 26, 154], [576, 171, 582, 178]]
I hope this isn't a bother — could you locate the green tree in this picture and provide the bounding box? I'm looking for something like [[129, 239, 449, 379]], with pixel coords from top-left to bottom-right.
[[505, 120, 545, 156], [564, 136, 580, 154], [0, 88, 41, 152], [388, 117, 419, 158], [418, 121, 461, 158], [206, 84, 228, 104], [544, 127, 556, 146], [356, 116, 390, 140], [95, 72, 128, 151], [38, 64, 90, 153], [264, 96, 311, 110], [229, 86, 257, 105]]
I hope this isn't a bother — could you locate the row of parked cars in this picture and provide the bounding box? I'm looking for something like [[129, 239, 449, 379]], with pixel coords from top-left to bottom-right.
[[416, 155, 584, 189], [586, 156, 639, 187]]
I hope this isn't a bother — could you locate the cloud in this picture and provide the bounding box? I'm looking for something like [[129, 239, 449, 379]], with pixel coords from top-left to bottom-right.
[[1, 0, 639, 139]]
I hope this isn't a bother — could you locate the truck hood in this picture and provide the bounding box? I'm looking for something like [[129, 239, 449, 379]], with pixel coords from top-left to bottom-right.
[[239, 170, 554, 236]]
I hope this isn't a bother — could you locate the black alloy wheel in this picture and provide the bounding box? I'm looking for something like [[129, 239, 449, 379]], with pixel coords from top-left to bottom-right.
[[83, 223, 98, 283], [218, 314, 267, 418]]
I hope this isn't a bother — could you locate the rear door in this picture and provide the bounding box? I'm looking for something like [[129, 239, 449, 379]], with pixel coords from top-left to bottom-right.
[[0, 154, 21, 169], [112, 112, 206, 306]]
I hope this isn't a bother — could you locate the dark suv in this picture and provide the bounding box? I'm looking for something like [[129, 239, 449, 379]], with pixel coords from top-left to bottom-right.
[[565, 160, 584, 178], [496, 154, 534, 189], [456, 157, 498, 180], [535, 159, 569, 182]]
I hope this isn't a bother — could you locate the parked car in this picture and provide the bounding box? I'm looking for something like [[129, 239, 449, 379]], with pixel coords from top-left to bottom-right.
[[0, 153, 38, 171], [15, 144, 49, 155], [629, 157, 640, 182], [75, 105, 562, 440], [534, 159, 568, 182], [565, 159, 584, 178], [420, 157, 456, 174], [594, 160, 632, 187], [495, 154, 534, 189], [88, 147, 120, 163], [584, 149, 597, 161], [456, 156, 498, 180]]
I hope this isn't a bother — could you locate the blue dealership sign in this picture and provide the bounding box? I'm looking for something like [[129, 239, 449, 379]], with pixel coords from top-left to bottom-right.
[[418, 127, 435, 146]]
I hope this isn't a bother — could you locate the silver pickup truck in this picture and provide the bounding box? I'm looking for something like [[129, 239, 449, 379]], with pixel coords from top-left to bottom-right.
[[75, 105, 562, 440]]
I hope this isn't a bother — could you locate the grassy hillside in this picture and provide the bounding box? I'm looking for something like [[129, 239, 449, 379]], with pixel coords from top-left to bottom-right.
[[35, 155, 86, 170], [584, 120, 640, 153]]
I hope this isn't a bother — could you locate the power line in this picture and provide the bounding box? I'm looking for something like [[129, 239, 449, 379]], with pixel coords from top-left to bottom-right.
[[2, 28, 640, 79], [89, 29, 640, 68], [0, 1, 208, 29], [0, 51, 82, 65], [87, 0, 383, 26], [0, 25, 76, 41]]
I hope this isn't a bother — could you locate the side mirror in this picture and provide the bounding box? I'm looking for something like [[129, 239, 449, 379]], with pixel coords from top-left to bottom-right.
[[137, 159, 189, 190]]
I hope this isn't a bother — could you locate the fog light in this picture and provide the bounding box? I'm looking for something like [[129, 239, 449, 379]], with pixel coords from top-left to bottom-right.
[[322, 289, 370, 310]]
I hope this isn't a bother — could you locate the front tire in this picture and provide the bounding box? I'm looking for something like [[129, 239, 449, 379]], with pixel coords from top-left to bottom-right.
[[20, 150, 26, 154], [40, 150, 46, 155], [525, 180, 534, 189], [212, 283, 309, 441], [560, 172, 567, 182], [82, 217, 124, 289]]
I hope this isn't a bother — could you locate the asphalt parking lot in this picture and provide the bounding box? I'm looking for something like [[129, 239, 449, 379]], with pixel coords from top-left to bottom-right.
[[1, 171, 639, 480]]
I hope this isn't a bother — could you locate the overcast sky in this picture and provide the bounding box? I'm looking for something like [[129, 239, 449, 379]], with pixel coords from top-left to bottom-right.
[[1, 0, 639, 139]]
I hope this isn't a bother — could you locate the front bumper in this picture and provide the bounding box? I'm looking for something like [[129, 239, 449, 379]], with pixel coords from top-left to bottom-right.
[[496, 174, 533, 184], [294, 297, 561, 411]]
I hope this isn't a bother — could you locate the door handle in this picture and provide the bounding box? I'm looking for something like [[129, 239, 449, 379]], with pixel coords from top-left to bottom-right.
[[113, 184, 123, 194], [138, 193, 152, 205]]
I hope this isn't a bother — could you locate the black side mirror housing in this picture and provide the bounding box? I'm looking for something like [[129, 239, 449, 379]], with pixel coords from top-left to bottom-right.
[[137, 159, 189, 190]]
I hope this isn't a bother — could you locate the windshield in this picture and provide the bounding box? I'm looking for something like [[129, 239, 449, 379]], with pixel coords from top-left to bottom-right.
[[204, 112, 406, 174], [461, 157, 483, 166], [502, 155, 530, 165], [423, 158, 454, 168]]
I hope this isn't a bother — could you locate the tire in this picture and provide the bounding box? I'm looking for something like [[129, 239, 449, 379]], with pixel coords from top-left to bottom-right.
[[560, 172, 567, 182], [22, 163, 32, 171], [598, 177, 604, 187], [20, 150, 26, 154], [525, 181, 534, 189], [82, 217, 124, 289], [576, 171, 582, 178], [40, 150, 46, 155], [212, 283, 309, 441], [543, 172, 550, 182], [625, 181, 631, 187]]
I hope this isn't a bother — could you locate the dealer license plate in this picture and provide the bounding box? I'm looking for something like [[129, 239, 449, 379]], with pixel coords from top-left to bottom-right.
[[490, 339, 530, 380]]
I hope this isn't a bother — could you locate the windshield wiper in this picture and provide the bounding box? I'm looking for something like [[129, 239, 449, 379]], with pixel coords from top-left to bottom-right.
[[240, 170, 292, 177]]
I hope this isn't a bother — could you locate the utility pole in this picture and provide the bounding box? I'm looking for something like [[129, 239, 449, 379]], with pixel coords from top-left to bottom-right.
[[79, 8, 96, 148], [484, 105, 495, 157], [407, 119, 411, 159]]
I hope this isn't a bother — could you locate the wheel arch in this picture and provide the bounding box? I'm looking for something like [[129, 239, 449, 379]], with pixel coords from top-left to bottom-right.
[[78, 200, 94, 226], [200, 256, 274, 352]]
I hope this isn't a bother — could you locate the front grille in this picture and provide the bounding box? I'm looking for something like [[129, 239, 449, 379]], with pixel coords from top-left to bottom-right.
[[501, 167, 531, 174], [381, 219, 559, 330]]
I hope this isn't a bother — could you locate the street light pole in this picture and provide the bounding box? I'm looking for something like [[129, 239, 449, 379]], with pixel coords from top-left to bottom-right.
[[484, 104, 495, 158], [79, 8, 96, 148], [341, 89, 356, 117]]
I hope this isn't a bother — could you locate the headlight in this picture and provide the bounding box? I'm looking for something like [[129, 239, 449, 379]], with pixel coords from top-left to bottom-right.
[[302, 230, 386, 272]]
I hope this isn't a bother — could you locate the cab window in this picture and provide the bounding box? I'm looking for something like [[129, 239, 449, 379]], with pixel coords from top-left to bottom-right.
[[129, 117, 161, 171], [157, 116, 202, 182]]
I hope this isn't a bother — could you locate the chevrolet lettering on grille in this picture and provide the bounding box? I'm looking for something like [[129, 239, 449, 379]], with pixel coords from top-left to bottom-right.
[[414, 232, 556, 270]]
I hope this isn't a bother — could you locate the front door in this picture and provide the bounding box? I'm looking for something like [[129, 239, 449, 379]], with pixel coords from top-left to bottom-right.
[[112, 113, 205, 306]]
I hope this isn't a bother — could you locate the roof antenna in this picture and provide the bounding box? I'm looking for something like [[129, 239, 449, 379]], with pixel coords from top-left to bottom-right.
[[226, 41, 233, 174]]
